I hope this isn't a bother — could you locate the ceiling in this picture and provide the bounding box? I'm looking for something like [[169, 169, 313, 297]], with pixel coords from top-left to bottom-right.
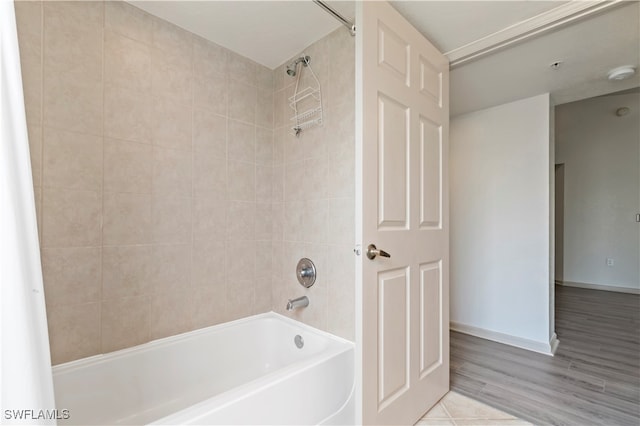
[[129, 1, 640, 116]]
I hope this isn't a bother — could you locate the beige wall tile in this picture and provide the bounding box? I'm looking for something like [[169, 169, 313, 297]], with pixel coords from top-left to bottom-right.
[[152, 243, 191, 294], [328, 97, 356, 155], [305, 199, 328, 243], [152, 17, 192, 67], [47, 302, 100, 365], [192, 285, 227, 329], [15, 0, 42, 126], [105, 1, 153, 45], [193, 109, 226, 156], [43, 2, 102, 135], [104, 30, 152, 93], [152, 147, 192, 196], [272, 64, 285, 92], [41, 247, 101, 307], [284, 128, 305, 164], [304, 157, 328, 200], [150, 290, 192, 340], [194, 153, 226, 195], [226, 280, 255, 321], [192, 192, 227, 240], [255, 127, 273, 166], [272, 128, 285, 165], [104, 84, 152, 143], [43, 69, 102, 136], [257, 65, 273, 91], [27, 124, 42, 187], [33, 186, 42, 238], [228, 80, 256, 124], [103, 192, 152, 245], [14, 1, 41, 65], [152, 96, 192, 150], [255, 240, 273, 278], [283, 200, 304, 242], [43, 1, 102, 74], [227, 160, 255, 201], [272, 165, 284, 202], [253, 275, 272, 315], [104, 138, 152, 193], [193, 72, 227, 116], [328, 29, 355, 108], [101, 296, 150, 353], [327, 246, 355, 341], [271, 241, 283, 278], [42, 188, 101, 248], [226, 201, 255, 241], [271, 202, 284, 243], [152, 195, 192, 243], [327, 197, 355, 246], [193, 36, 227, 80], [102, 245, 153, 299], [327, 148, 355, 198], [228, 120, 255, 163], [301, 125, 328, 160], [43, 127, 102, 191], [273, 89, 286, 130], [256, 87, 274, 129], [228, 52, 256, 86], [192, 238, 225, 288], [255, 202, 272, 241], [284, 161, 306, 201], [151, 55, 192, 105], [226, 240, 255, 284], [256, 166, 272, 202]]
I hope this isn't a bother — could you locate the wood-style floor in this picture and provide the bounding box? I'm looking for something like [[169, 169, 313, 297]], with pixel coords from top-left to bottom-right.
[[450, 285, 640, 426]]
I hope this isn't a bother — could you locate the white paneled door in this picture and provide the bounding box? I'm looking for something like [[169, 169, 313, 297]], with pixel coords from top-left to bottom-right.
[[357, 1, 450, 424]]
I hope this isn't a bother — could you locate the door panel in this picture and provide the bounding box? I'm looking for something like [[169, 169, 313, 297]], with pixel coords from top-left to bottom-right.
[[378, 94, 409, 229], [359, 1, 449, 424], [378, 268, 410, 408], [419, 262, 442, 378], [420, 117, 442, 229], [377, 23, 410, 86]]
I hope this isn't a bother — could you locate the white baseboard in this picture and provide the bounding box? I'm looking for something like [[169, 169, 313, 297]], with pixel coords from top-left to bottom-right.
[[558, 281, 640, 295], [450, 321, 559, 356]]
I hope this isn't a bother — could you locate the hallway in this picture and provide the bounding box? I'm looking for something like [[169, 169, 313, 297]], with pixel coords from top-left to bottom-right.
[[450, 286, 640, 425]]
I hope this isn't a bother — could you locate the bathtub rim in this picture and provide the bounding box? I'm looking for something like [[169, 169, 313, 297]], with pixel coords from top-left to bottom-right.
[[52, 311, 354, 375]]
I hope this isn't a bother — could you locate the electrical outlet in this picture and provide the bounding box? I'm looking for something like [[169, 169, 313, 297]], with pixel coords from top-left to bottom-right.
[[606, 258, 614, 267]]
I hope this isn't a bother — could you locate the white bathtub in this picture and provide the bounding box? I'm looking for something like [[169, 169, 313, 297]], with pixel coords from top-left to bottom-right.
[[52, 313, 355, 425]]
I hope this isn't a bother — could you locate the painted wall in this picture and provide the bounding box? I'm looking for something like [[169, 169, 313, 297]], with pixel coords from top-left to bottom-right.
[[555, 92, 640, 291], [450, 94, 553, 349]]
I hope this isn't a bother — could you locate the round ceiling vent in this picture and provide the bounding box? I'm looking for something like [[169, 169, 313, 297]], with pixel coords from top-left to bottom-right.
[[607, 65, 636, 81]]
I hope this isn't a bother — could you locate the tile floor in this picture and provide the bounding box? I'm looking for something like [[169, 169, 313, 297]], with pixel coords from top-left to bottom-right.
[[416, 391, 533, 425]]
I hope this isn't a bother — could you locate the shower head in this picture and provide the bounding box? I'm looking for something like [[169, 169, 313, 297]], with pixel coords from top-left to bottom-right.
[[285, 56, 311, 77]]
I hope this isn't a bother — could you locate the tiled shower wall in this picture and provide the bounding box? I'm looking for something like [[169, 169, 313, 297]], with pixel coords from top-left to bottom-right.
[[15, 1, 275, 364], [15, 0, 355, 365], [271, 30, 355, 341]]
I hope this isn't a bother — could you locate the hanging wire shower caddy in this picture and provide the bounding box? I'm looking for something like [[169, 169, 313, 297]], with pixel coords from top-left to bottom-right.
[[287, 55, 323, 136]]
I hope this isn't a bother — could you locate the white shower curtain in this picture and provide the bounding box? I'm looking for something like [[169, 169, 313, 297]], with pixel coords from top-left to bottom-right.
[[0, 1, 56, 424]]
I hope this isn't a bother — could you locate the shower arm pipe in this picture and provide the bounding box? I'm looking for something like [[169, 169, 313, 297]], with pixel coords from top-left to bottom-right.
[[313, 0, 356, 36]]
